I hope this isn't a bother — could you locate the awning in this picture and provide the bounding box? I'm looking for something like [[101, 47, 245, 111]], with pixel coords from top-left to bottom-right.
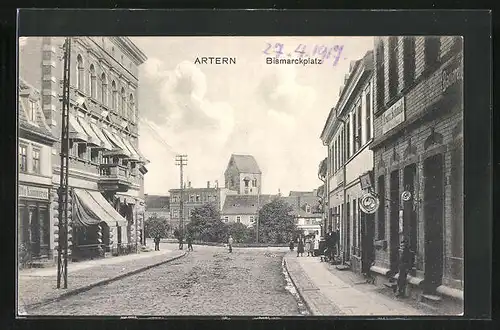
[[89, 123, 113, 151], [68, 113, 88, 142], [123, 139, 149, 163], [73, 189, 127, 228], [120, 137, 142, 162], [77, 116, 103, 148], [102, 130, 132, 157]]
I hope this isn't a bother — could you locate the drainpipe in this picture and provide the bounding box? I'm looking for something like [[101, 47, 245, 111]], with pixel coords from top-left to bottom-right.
[[337, 117, 347, 265]]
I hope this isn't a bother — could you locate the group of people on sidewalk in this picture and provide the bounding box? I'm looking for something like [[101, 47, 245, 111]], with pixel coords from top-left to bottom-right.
[[290, 231, 321, 257]]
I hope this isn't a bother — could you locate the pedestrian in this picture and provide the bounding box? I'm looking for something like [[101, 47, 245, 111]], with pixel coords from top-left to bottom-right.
[[396, 239, 415, 298], [305, 235, 311, 256], [154, 235, 160, 251], [178, 235, 184, 250], [289, 239, 295, 251], [296, 236, 305, 257], [186, 234, 194, 252], [313, 232, 320, 257], [228, 235, 233, 253], [309, 236, 316, 257]]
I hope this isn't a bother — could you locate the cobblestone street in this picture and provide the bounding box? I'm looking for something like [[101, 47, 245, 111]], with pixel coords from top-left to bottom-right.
[[29, 246, 301, 316]]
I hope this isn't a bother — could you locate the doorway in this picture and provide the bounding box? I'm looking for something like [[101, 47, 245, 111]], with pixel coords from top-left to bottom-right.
[[403, 164, 418, 258], [423, 154, 444, 293], [361, 212, 375, 274], [390, 170, 400, 273]]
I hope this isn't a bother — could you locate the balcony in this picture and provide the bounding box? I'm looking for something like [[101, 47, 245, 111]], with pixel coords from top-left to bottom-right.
[[98, 163, 131, 192]]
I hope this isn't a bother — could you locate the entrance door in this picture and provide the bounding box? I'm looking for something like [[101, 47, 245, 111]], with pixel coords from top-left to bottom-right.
[[403, 164, 418, 273], [390, 170, 400, 273], [361, 212, 375, 274], [423, 154, 444, 292]]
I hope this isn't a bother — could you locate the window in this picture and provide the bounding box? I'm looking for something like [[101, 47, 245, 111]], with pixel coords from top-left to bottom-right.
[[357, 103, 362, 148], [244, 180, 249, 187], [236, 216, 241, 223], [196, 195, 200, 202], [305, 205, 311, 213], [101, 73, 108, 105], [403, 37, 416, 88], [376, 39, 385, 110], [29, 100, 36, 121], [250, 216, 254, 222], [19, 145, 27, 172], [425, 37, 441, 70], [346, 117, 351, 157], [77, 143, 87, 159], [121, 55, 124, 63], [252, 179, 257, 187], [129, 94, 135, 122], [352, 111, 357, 153], [377, 175, 386, 240], [91, 149, 100, 163], [89, 64, 96, 98], [32, 148, 40, 174], [76, 55, 84, 91], [189, 195, 194, 203], [121, 87, 126, 117], [111, 47, 115, 57], [112, 81, 118, 109], [388, 36, 399, 98], [172, 209, 178, 218], [224, 216, 229, 222], [365, 91, 372, 140], [331, 143, 335, 173]]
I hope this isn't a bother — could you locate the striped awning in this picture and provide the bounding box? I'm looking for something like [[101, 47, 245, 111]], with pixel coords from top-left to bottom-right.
[[77, 116, 103, 148], [102, 130, 132, 157], [89, 123, 113, 151], [68, 113, 88, 142], [120, 137, 142, 162], [73, 189, 127, 228]]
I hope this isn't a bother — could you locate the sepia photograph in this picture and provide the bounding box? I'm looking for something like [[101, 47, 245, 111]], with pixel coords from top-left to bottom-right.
[[17, 33, 464, 317]]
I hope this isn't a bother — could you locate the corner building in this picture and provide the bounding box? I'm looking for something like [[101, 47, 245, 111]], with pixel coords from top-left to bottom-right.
[[19, 37, 149, 261], [369, 36, 463, 309]]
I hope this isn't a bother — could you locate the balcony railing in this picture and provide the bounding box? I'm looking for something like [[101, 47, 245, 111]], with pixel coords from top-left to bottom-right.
[[98, 163, 131, 192]]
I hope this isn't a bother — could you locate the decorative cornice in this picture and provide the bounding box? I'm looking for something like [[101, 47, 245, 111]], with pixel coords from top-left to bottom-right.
[[112, 37, 148, 65]]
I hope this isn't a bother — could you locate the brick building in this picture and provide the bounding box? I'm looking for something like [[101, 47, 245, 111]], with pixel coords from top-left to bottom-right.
[[369, 36, 463, 310], [19, 37, 149, 260]]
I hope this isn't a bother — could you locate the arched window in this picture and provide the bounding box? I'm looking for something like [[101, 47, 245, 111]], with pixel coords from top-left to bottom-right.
[[101, 73, 108, 105], [121, 87, 126, 117], [129, 93, 135, 122], [89, 64, 96, 98], [112, 81, 118, 110], [111, 46, 115, 57], [76, 55, 84, 91]]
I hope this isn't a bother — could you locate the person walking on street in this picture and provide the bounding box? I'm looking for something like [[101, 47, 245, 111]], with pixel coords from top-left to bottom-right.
[[296, 236, 305, 257], [178, 235, 184, 250], [305, 235, 312, 256], [396, 239, 415, 298], [228, 235, 234, 253], [186, 234, 194, 251], [309, 235, 316, 257], [313, 231, 320, 257], [289, 239, 295, 251], [154, 235, 160, 251]]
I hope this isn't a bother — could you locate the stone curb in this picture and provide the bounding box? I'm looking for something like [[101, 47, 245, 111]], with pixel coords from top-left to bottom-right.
[[282, 257, 315, 316], [24, 251, 188, 311]]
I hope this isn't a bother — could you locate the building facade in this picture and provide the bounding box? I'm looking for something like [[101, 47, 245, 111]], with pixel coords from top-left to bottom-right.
[[369, 36, 463, 306], [18, 79, 58, 265], [19, 37, 149, 261], [224, 154, 262, 195], [221, 194, 273, 227]]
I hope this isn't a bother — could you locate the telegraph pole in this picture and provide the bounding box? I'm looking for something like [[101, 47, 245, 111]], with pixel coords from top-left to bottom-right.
[[57, 37, 71, 289], [256, 185, 260, 243], [175, 155, 187, 250]]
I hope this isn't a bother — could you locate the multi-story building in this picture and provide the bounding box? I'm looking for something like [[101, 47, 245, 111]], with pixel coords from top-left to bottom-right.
[[224, 154, 262, 195], [320, 51, 375, 275], [284, 193, 323, 236], [18, 79, 58, 265], [144, 194, 170, 237], [221, 194, 273, 227], [369, 36, 463, 310], [19, 37, 149, 260]]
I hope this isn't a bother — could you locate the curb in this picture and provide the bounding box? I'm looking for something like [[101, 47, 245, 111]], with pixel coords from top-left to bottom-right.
[[24, 251, 188, 311], [282, 257, 315, 316]]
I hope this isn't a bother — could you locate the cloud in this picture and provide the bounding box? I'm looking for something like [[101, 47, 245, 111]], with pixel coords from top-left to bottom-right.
[[19, 37, 28, 48]]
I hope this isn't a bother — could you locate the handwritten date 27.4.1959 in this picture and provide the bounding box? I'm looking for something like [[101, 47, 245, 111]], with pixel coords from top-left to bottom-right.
[[263, 43, 344, 66]]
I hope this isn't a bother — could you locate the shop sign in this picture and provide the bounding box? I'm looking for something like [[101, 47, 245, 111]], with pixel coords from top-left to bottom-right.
[[19, 185, 49, 200], [382, 97, 405, 134], [442, 55, 463, 94]]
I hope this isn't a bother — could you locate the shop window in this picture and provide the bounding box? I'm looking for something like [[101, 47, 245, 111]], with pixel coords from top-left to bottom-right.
[[376, 39, 386, 110], [377, 175, 386, 240], [32, 148, 40, 174], [403, 37, 416, 88], [388, 36, 399, 99], [19, 145, 27, 172]]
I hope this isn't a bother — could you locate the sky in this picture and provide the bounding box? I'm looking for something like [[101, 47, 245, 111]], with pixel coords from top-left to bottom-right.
[[133, 37, 374, 195]]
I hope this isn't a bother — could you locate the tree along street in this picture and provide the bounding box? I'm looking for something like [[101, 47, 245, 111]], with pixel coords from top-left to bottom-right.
[[29, 246, 302, 316]]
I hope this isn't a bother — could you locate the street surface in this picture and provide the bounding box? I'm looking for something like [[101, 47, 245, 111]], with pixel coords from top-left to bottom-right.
[[29, 245, 302, 316]]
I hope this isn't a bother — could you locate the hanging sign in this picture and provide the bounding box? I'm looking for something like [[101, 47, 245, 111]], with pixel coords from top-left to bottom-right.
[[359, 193, 380, 214], [401, 190, 412, 202]]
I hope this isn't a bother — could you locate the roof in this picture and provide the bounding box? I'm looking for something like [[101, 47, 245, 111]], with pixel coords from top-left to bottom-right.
[[144, 194, 170, 210], [281, 195, 322, 218], [221, 194, 274, 215], [18, 79, 58, 144], [226, 154, 262, 174]]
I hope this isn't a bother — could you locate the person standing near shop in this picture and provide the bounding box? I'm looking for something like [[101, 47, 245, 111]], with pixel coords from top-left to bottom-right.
[[396, 239, 415, 298], [296, 235, 305, 257], [228, 235, 234, 253], [313, 231, 320, 257]]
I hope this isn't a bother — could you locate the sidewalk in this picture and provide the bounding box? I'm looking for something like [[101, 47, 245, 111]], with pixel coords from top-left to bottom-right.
[[18, 244, 186, 314], [284, 253, 426, 316]]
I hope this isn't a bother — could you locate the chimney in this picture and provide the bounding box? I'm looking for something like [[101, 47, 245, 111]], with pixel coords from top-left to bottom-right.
[[207, 181, 210, 188]]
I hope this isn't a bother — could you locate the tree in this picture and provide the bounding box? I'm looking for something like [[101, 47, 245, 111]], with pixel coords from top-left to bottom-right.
[[257, 198, 297, 244], [144, 214, 170, 239], [226, 222, 255, 244], [187, 203, 227, 242]]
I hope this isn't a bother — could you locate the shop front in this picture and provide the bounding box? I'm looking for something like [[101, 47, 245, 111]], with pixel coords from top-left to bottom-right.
[[18, 184, 52, 263]]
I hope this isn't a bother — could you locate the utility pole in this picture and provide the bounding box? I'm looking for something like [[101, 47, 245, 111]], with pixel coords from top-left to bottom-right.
[[175, 155, 187, 250], [256, 184, 260, 243], [57, 37, 71, 289]]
